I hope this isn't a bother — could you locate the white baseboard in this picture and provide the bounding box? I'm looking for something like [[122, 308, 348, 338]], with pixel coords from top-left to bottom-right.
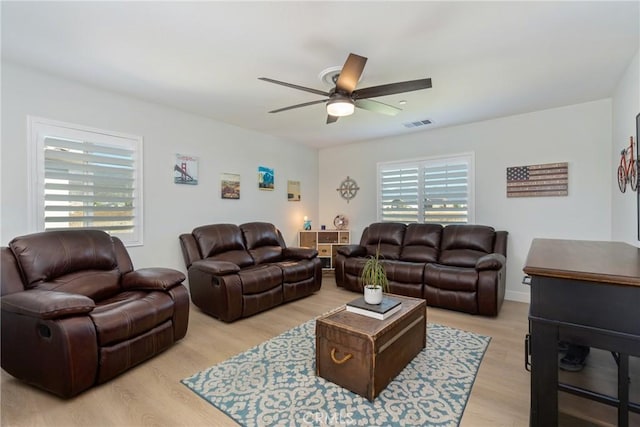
[[505, 289, 530, 304]]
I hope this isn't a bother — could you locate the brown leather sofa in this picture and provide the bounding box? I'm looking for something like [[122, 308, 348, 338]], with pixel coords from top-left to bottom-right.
[[335, 223, 508, 316], [1, 230, 189, 398], [179, 222, 322, 322]]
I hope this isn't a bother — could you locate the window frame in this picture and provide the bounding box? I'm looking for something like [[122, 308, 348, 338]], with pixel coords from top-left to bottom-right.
[[27, 116, 144, 246], [377, 152, 475, 225]]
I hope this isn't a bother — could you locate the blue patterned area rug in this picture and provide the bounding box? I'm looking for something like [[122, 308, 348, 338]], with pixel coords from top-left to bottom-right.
[[182, 320, 490, 427]]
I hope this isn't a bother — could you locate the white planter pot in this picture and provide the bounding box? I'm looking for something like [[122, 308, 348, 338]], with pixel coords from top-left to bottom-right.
[[363, 285, 383, 305]]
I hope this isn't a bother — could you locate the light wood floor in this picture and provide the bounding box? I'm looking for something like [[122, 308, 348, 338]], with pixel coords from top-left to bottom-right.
[[1, 278, 637, 426]]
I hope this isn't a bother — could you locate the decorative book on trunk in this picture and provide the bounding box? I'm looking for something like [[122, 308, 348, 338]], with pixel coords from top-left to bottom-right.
[[345, 296, 402, 320]]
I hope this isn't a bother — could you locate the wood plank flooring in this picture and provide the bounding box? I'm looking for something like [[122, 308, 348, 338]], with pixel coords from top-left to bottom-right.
[[1, 277, 637, 426]]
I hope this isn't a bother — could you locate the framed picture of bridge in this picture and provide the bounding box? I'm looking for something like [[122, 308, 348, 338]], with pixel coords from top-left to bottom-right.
[[174, 154, 198, 185]]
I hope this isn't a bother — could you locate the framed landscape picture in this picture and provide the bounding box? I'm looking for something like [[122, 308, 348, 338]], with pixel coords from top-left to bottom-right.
[[221, 173, 240, 199], [258, 166, 274, 190]]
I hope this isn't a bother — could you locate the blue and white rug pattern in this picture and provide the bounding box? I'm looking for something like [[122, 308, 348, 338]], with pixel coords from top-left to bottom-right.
[[182, 320, 490, 427]]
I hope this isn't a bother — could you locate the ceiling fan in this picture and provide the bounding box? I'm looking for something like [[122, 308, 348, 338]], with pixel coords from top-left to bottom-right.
[[259, 53, 432, 124]]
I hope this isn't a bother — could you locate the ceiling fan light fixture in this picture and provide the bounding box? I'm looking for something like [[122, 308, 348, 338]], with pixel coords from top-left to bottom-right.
[[326, 97, 355, 117], [260, 53, 432, 124]]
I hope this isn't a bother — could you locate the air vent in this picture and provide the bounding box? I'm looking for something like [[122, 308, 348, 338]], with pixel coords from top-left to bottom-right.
[[403, 119, 432, 128]]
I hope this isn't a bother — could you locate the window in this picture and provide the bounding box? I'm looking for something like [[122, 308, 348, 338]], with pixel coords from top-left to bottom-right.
[[378, 153, 474, 224], [29, 117, 143, 246]]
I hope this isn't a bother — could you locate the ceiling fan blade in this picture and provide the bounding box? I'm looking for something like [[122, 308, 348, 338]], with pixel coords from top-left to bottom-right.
[[335, 53, 367, 94], [268, 99, 328, 113], [355, 99, 402, 116], [259, 77, 330, 97], [326, 115, 339, 124], [353, 78, 432, 99]]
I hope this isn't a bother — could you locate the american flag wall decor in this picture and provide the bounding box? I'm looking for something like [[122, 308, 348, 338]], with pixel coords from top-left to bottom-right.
[[506, 162, 568, 197]]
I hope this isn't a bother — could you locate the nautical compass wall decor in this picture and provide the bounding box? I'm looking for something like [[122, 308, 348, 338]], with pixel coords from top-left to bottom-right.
[[337, 176, 359, 203]]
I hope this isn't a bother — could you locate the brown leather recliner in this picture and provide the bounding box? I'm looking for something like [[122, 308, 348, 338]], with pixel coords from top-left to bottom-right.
[[179, 222, 322, 322], [1, 230, 190, 398]]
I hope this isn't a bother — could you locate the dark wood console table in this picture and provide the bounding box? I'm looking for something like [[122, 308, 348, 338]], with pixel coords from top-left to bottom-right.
[[524, 239, 640, 426]]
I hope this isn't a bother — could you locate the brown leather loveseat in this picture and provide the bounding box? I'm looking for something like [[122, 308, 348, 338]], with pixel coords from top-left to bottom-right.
[[179, 222, 322, 322], [335, 223, 508, 316], [1, 230, 190, 398]]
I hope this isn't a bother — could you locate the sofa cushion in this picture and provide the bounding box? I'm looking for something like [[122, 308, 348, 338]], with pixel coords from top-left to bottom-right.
[[241, 222, 284, 264], [400, 223, 443, 263], [424, 285, 478, 315], [90, 291, 174, 346], [241, 222, 283, 248], [97, 321, 174, 384], [248, 246, 283, 264], [193, 224, 253, 267], [34, 270, 121, 301], [276, 260, 316, 283], [238, 264, 282, 294], [439, 249, 488, 268], [208, 251, 255, 267], [424, 264, 477, 292], [282, 247, 317, 260], [242, 286, 284, 318], [361, 222, 406, 260], [439, 225, 496, 267], [381, 260, 425, 284], [9, 230, 117, 288]]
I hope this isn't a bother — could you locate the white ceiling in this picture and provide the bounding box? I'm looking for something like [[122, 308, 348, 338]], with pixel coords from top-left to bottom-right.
[[2, 1, 638, 148]]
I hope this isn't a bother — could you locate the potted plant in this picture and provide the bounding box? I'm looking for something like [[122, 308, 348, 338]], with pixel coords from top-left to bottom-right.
[[360, 245, 389, 305]]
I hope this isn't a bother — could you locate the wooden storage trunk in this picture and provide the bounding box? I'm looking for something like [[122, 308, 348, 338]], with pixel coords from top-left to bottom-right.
[[316, 294, 427, 401]]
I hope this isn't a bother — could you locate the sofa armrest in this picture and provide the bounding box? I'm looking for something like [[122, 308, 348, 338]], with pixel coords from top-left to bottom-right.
[[179, 233, 202, 268], [282, 247, 318, 260], [190, 259, 241, 275], [337, 245, 367, 257], [475, 253, 506, 271], [122, 268, 186, 291], [1, 289, 95, 319]]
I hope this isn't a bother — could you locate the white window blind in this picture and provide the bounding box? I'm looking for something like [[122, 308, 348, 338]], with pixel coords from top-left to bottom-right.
[[29, 117, 143, 246], [378, 154, 473, 224], [379, 164, 420, 223], [424, 161, 469, 224]]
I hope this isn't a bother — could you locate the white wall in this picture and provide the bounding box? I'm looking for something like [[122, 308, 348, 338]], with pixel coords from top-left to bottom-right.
[[319, 99, 613, 303], [1, 62, 319, 273], [3, 60, 628, 302], [611, 50, 640, 247]]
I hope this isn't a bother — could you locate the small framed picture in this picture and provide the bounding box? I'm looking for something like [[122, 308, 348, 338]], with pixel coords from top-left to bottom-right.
[[288, 180, 301, 201], [258, 166, 274, 190], [221, 173, 240, 199], [174, 154, 198, 185]]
